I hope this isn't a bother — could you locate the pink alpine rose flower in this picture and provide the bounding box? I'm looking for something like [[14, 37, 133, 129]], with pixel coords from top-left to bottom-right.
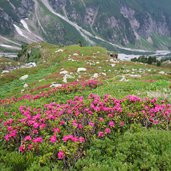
[[99, 117, 104, 122], [98, 131, 104, 138], [60, 120, 65, 126], [19, 145, 25, 153], [58, 151, 65, 160], [32, 130, 38, 134], [153, 120, 159, 125], [78, 124, 83, 129], [33, 122, 39, 129], [24, 135, 32, 141], [89, 122, 94, 127], [39, 124, 46, 130], [109, 121, 115, 127], [105, 128, 111, 134], [28, 144, 33, 150], [71, 136, 78, 142], [79, 137, 85, 143], [32, 137, 43, 143], [120, 121, 125, 127], [50, 135, 57, 143], [53, 128, 60, 133], [4, 134, 10, 141]]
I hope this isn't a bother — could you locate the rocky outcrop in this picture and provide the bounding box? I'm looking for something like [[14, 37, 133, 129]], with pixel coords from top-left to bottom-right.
[[0, 9, 14, 35]]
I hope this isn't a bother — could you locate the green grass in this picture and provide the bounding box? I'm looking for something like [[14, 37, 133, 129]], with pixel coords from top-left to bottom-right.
[[0, 43, 171, 99]]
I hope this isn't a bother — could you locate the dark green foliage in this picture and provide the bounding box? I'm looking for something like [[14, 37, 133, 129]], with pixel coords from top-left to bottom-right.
[[17, 45, 41, 63], [27, 48, 41, 63], [17, 44, 28, 59], [131, 56, 162, 66], [75, 128, 171, 171], [0, 147, 35, 171], [156, 60, 161, 67], [131, 55, 171, 67]]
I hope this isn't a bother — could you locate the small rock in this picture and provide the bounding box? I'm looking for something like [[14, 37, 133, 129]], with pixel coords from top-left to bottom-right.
[[50, 83, 62, 88], [110, 59, 116, 63], [60, 70, 68, 75], [63, 74, 74, 83], [39, 79, 45, 82], [159, 71, 166, 75], [23, 83, 29, 88], [129, 74, 142, 78], [19, 75, 29, 81], [120, 76, 128, 82], [125, 70, 130, 73], [55, 49, 64, 53], [111, 64, 116, 67], [68, 58, 76, 61], [92, 73, 99, 78], [73, 53, 79, 56], [2, 70, 9, 74], [21, 62, 36, 68], [77, 68, 87, 72]]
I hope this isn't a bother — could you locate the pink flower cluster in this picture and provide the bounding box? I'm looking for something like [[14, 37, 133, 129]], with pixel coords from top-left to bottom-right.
[[0, 80, 102, 105], [1, 94, 171, 159], [63, 135, 85, 143]]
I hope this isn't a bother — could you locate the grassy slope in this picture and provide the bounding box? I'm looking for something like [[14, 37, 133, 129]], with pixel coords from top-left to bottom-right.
[[0, 43, 171, 100], [0, 43, 171, 170]]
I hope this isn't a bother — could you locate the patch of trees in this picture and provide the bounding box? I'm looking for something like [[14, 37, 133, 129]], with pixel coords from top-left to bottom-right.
[[131, 56, 163, 66], [17, 44, 41, 63]]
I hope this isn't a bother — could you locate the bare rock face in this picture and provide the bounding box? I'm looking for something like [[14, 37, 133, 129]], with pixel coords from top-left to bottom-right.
[[119, 5, 171, 46], [49, 0, 66, 14], [0, 0, 34, 36], [106, 16, 118, 29], [120, 6, 140, 40], [17, 0, 34, 18], [121, 6, 140, 29], [0, 9, 14, 35], [84, 7, 98, 26]]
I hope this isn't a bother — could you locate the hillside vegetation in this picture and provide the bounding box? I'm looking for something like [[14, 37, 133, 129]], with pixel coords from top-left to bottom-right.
[[0, 43, 171, 170]]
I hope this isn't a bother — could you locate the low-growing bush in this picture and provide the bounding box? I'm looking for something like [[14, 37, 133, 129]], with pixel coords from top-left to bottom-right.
[[0, 93, 171, 170], [76, 129, 171, 171]]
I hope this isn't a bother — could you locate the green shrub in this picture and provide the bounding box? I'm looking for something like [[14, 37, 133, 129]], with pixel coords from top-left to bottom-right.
[[75, 128, 171, 171], [27, 48, 41, 63], [1, 151, 34, 171]]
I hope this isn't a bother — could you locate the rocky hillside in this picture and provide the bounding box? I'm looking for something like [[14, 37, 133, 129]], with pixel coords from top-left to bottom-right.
[[0, 43, 171, 99], [0, 0, 171, 53]]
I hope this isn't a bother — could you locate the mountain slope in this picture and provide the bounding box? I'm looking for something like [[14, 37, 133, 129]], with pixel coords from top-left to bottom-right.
[[0, 0, 171, 53]]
